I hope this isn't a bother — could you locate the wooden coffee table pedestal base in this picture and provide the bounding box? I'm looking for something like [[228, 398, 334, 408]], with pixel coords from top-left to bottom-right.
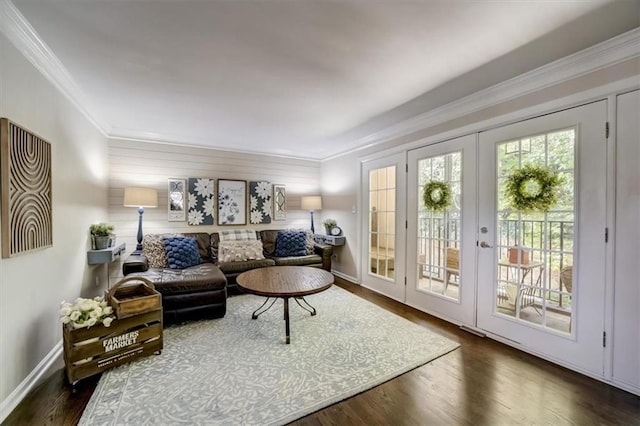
[[251, 296, 318, 344], [236, 266, 334, 345]]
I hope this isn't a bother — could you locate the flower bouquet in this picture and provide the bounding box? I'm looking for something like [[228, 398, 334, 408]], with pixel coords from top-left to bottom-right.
[[59, 296, 115, 329]]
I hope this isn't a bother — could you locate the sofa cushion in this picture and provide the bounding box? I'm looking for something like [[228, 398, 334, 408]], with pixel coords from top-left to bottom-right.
[[131, 263, 227, 294], [143, 234, 169, 268], [163, 237, 202, 269], [180, 232, 212, 261], [219, 229, 257, 241], [274, 231, 308, 257], [289, 228, 315, 254], [217, 258, 276, 274], [218, 240, 265, 262], [273, 254, 323, 267], [143, 233, 184, 268]]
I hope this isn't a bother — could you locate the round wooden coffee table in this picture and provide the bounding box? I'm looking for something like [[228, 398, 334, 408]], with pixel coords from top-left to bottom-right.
[[236, 266, 334, 344]]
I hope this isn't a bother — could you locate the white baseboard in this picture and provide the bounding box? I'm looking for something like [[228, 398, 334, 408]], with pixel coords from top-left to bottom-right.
[[331, 270, 359, 284], [0, 340, 63, 423]]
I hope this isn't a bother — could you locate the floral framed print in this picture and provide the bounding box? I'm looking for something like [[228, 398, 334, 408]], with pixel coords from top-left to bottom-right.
[[188, 177, 215, 225], [168, 178, 187, 221], [249, 181, 271, 224], [218, 179, 247, 225], [273, 184, 286, 221]]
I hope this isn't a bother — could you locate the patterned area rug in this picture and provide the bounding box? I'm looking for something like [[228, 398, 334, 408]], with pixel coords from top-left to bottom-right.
[[80, 286, 459, 425]]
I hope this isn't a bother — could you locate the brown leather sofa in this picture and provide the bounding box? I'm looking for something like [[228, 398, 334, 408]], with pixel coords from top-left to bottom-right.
[[122, 230, 333, 324], [210, 230, 332, 290], [122, 233, 227, 325]]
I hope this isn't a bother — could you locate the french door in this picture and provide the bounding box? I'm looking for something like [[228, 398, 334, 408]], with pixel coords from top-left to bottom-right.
[[476, 101, 607, 375], [360, 153, 406, 302], [406, 134, 477, 325]]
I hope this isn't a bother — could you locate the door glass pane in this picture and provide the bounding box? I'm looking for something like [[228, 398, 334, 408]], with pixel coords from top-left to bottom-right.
[[495, 128, 575, 334], [416, 151, 462, 300], [368, 166, 396, 279]]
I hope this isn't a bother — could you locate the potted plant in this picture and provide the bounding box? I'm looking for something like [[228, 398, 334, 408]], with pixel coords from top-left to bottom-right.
[[323, 218, 337, 235], [90, 223, 115, 250]]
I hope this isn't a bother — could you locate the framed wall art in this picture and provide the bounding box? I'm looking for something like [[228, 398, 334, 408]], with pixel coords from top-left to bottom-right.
[[1, 118, 53, 258], [249, 181, 271, 224], [273, 184, 286, 221], [188, 177, 215, 225], [168, 178, 187, 221], [218, 179, 247, 225]]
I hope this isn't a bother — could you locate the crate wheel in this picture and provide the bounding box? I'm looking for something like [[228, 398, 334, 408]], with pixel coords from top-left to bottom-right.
[[155, 350, 162, 355]]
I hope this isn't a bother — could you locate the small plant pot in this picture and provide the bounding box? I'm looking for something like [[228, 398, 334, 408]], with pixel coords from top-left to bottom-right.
[[325, 226, 333, 235], [94, 236, 110, 250], [508, 247, 530, 264]]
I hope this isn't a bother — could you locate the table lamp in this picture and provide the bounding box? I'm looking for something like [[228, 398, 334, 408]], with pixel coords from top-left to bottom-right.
[[123, 187, 158, 254], [301, 195, 322, 234]]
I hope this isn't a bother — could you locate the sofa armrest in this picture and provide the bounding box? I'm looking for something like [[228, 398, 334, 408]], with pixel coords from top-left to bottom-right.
[[122, 254, 149, 276], [314, 243, 333, 271]]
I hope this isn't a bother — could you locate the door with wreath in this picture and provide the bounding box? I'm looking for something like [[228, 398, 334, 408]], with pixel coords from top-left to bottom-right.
[[406, 134, 477, 325], [476, 101, 607, 376]]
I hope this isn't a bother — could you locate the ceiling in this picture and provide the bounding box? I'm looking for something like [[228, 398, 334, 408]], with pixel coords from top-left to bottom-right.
[[7, 0, 639, 160]]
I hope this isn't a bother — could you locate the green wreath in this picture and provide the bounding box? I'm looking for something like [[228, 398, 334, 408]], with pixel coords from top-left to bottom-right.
[[505, 164, 562, 213], [422, 181, 452, 213]]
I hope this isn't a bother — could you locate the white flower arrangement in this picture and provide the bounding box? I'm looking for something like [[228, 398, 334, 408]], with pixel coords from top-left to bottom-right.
[[60, 296, 115, 329]]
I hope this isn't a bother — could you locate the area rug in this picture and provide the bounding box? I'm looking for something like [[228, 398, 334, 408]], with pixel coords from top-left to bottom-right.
[[79, 286, 459, 425]]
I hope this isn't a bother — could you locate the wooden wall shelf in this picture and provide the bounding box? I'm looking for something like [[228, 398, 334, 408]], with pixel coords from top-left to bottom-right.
[[88, 243, 126, 265]]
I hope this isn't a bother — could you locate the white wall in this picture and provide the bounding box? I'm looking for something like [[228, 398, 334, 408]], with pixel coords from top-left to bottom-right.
[[321, 154, 359, 279], [0, 33, 109, 408], [107, 139, 321, 283]]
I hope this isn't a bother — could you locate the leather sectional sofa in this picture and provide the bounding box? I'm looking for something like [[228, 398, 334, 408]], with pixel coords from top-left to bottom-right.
[[122, 230, 333, 325]]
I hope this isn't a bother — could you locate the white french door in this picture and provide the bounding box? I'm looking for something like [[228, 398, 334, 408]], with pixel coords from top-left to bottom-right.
[[476, 101, 607, 375], [406, 134, 477, 325], [360, 153, 406, 302]]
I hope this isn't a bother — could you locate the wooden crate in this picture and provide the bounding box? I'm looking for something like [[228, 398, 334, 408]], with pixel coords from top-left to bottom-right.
[[106, 276, 161, 319], [63, 308, 163, 386]]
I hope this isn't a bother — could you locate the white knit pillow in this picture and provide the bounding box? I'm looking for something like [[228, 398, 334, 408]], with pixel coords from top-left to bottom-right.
[[218, 240, 265, 262]]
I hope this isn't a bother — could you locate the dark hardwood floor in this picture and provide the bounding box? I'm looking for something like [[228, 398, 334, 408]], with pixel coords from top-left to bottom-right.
[[4, 279, 639, 425]]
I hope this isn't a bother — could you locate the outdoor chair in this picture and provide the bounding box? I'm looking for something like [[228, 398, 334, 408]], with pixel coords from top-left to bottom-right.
[[559, 266, 573, 294], [444, 248, 460, 292]]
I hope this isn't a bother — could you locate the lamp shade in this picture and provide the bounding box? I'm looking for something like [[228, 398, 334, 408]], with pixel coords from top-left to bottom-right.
[[301, 195, 322, 211], [123, 187, 158, 208]]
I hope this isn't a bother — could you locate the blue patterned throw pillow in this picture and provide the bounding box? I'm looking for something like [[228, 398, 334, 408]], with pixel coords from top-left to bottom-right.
[[274, 231, 308, 257], [162, 237, 201, 269]]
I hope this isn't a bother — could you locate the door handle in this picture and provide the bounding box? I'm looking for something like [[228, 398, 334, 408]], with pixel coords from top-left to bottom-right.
[[479, 241, 493, 248]]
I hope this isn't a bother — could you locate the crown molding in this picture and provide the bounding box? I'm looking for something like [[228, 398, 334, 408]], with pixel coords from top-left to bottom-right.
[[109, 130, 322, 163], [0, 0, 110, 135], [324, 27, 640, 162]]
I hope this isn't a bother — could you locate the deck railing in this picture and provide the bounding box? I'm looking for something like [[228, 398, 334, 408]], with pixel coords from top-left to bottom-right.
[[418, 217, 574, 293]]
